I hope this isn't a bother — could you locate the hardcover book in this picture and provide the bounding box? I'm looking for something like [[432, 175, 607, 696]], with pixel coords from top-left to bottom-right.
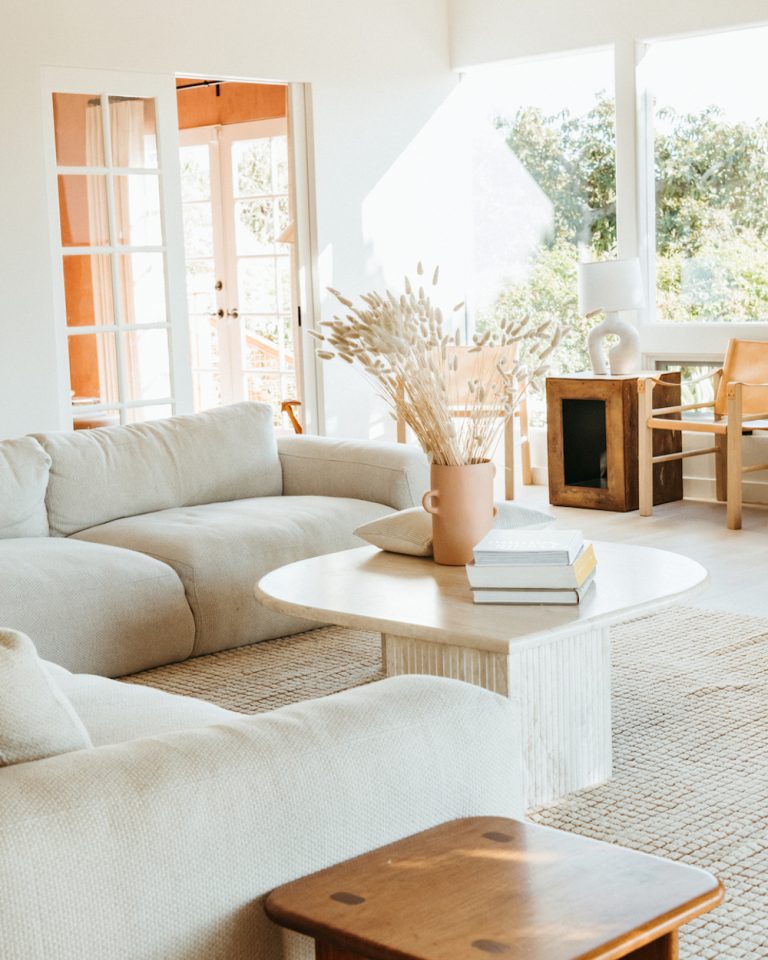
[[472, 571, 597, 605], [472, 529, 584, 566], [467, 543, 597, 589]]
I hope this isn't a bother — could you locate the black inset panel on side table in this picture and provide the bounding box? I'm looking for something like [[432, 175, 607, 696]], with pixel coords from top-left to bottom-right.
[[562, 398, 607, 489]]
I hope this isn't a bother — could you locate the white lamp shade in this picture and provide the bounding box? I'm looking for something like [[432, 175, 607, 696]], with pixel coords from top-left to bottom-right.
[[578, 258, 645, 316]]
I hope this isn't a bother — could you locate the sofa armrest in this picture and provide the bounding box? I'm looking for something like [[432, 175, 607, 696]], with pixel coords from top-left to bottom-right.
[[0, 676, 522, 960], [278, 435, 429, 510]]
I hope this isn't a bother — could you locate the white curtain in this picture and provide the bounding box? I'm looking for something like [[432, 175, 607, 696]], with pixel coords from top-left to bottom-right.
[[85, 102, 115, 404], [85, 97, 147, 409]]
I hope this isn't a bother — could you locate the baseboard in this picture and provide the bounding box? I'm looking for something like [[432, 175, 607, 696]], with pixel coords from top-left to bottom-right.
[[531, 465, 548, 487], [683, 475, 768, 505]]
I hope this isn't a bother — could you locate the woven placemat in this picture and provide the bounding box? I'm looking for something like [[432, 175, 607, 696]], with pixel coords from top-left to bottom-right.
[[124, 606, 768, 958]]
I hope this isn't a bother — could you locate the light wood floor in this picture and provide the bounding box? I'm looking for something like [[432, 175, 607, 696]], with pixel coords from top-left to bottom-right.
[[515, 485, 768, 617]]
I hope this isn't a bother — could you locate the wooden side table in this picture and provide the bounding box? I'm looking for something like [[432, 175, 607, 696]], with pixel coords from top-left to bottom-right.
[[546, 373, 683, 511], [265, 817, 724, 960]]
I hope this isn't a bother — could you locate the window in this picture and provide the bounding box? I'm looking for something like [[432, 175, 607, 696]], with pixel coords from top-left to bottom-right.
[[48, 73, 190, 426], [643, 27, 768, 324], [179, 119, 298, 423], [654, 361, 720, 407], [462, 49, 616, 376]]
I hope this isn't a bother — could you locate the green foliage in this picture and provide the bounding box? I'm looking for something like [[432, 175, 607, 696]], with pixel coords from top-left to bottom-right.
[[483, 239, 589, 373], [500, 96, 617, 256], [655, 107, 768, 257], [482, 95, 768, 365]]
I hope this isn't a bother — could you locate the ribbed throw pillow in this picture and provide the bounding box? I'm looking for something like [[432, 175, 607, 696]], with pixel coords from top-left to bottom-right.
[[0, 628, 92, 766], [354, 502, 554, 557]]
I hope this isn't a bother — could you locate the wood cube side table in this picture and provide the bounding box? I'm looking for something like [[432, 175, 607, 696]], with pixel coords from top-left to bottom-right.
[[265, 817, 724, 960], [546, 373, 683, 511]]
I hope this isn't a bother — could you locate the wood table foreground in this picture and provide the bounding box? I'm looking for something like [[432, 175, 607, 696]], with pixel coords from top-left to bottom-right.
[[265, 818, 723, 960]]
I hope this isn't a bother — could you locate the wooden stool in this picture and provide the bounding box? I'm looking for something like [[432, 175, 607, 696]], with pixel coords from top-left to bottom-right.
[[265, 817, 723, 960]]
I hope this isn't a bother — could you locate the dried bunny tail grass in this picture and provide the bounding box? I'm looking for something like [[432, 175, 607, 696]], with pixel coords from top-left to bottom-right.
[[318, 267, 561, 465]]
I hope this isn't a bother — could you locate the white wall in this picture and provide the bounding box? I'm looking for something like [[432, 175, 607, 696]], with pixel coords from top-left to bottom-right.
[[0, 0, 457, 439], [448, 0, 768, 67]]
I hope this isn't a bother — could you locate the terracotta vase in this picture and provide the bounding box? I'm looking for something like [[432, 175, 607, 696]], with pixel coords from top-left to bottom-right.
[[422, 461, 496, 565]]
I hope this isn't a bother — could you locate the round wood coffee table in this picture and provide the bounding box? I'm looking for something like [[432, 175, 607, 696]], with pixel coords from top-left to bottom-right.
[[256, 542, 706, 806]]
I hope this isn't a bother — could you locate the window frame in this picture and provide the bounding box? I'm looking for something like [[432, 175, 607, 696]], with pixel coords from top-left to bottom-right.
[[42, 66, 193, 428], [628, 29, 768, 364]]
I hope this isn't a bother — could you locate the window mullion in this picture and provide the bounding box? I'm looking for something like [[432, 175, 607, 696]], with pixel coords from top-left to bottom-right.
[[636, 42, 657, 329], [100, 93, 130, 423], [613, 40, 641, 264]]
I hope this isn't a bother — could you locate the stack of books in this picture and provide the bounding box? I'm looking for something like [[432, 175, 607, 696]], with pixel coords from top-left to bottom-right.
[[467, 529, 596, 605]]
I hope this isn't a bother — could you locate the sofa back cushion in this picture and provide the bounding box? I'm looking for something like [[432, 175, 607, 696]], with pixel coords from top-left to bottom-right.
[[0, 437, 51, 538], [35, 402, 282, 536]]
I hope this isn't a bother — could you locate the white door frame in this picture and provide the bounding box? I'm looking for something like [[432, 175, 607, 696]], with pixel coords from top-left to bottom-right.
[[287, 83, 324, 434], [176, 80, 321, 432], [41, 66, 193, 427]]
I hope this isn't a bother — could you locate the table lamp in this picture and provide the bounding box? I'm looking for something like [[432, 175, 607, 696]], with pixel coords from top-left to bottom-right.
[[578, 258, 645, 375]]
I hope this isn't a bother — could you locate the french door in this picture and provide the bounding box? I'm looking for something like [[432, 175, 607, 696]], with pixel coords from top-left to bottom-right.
[[43, 67, 192, 427], [180, 119, 302, 422]]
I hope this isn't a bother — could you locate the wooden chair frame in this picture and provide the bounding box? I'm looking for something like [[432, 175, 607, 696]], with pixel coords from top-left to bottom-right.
[[638, 370, 768, 529], [280, 400, 303, 434]]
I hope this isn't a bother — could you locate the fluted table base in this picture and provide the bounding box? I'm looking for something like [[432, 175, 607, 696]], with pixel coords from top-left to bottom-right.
[[382, 625, 612, 808]]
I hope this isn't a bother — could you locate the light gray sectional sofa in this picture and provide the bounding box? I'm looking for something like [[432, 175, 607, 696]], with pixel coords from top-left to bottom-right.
[[0, 664, 523, 960], [0, 402, 429, 676], [0, 406, 525, 960]]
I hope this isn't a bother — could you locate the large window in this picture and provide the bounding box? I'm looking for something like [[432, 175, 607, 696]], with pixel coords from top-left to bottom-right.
[[644, 27, 768, 324], [463, 50, 616, 374], [460, 28, 768, 395]]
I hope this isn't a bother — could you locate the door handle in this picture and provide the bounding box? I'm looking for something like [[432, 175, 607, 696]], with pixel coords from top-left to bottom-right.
[[208, 309, 224, 318], [227, 308, 239, 319]]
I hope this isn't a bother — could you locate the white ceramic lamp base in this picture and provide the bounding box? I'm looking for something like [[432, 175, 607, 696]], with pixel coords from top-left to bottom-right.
[[588, 311, 641, 376]]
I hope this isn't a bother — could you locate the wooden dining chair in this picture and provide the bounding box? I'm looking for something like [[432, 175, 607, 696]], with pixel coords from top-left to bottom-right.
[[638, 339, 768, 529], [396, 345, 532, 500]]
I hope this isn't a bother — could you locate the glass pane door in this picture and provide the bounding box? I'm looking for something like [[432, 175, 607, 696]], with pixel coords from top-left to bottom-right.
[[181, 119, 300, 424], [47, 70, 191, 426], [179, 131, 228, 409]]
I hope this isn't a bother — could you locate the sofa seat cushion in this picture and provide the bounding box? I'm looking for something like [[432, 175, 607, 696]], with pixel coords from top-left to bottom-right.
[[73, 496, 393, 656], [44, 661, 236, 746], [0, 538, 195, 677]]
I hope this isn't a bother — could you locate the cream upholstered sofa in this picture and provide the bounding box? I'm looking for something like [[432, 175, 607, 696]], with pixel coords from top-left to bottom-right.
[[0, 658, 524, 960], [0, 402, 428, 677]]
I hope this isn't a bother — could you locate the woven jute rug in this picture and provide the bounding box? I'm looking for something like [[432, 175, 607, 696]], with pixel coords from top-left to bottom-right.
[[125, 606, 768, 958]]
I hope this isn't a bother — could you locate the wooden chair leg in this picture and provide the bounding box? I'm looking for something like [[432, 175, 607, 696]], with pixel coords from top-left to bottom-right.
[[637, 379, 655, 516], [518, 395, 533, 485], [726, 383, 743, 530], [714, 430, 727, 502], [504, 415, 515, 501]]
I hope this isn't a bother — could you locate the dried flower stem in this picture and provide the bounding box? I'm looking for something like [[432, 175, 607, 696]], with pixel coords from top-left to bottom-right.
[[317, 267, 562, 466]]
